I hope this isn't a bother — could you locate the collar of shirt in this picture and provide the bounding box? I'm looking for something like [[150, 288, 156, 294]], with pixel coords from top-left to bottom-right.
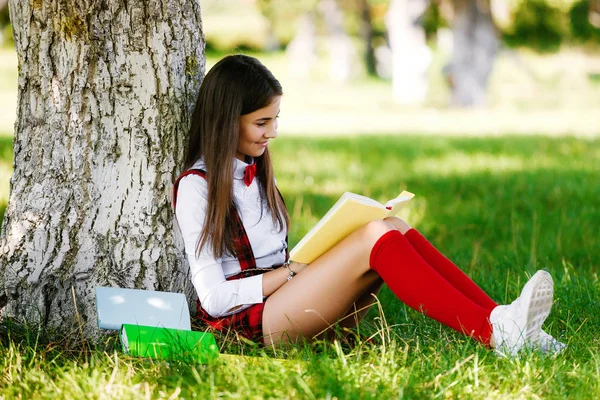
[[233, 157, 255, 181], [191, 157, 255, 182]]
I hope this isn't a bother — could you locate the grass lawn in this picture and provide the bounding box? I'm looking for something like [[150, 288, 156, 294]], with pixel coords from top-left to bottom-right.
[[1, 47, 600, 398], [2, 134, 600, 399]]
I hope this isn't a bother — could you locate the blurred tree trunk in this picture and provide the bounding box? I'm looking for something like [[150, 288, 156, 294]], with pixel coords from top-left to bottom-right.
[[385, 0, 431, 105], [320, 0, 357, 82], [360, 0, 376, 76], [287, 12, 317, 78], [0, 0, 204, 338], [0, 0, 8, 46], [446, 0, 498, 107], [591, 0, 600, 28]]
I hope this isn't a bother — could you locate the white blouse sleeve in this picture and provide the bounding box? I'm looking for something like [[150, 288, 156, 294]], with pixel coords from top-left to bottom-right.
[[175, 175, 264, 318]]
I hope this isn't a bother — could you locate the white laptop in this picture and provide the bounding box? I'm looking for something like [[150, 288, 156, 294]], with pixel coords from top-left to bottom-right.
[[95, 287, 191, 331]]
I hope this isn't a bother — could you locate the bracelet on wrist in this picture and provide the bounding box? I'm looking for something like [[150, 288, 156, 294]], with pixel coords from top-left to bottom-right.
[[284, 262, 296, 282]]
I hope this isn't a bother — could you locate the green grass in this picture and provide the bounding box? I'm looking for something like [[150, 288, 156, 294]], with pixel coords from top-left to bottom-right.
[[0, 134, 11, 223], [1, 134, 600, 399]]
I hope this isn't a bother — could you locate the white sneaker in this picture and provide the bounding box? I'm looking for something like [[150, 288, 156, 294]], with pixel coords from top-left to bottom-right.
[[536, 329, 567, 355], [490, 270, 554, 356]]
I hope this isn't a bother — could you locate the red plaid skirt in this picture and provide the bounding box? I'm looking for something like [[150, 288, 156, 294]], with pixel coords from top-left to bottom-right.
[[195, 300, 266, 343], [194, 268, 278, 344]]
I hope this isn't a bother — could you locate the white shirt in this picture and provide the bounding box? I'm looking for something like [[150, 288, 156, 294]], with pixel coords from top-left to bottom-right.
[[175, 158, 287, 318]]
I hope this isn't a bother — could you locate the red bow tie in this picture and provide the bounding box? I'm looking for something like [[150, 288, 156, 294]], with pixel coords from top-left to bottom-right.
[[243, 163, 257, 187]]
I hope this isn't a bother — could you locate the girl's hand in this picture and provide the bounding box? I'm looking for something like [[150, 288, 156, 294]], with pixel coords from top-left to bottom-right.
[[262, 262, 309, 296], [289, 262, 308, 273]]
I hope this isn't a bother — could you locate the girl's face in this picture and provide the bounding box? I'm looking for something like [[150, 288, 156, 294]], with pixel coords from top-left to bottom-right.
[[236, 96, 281, 161]]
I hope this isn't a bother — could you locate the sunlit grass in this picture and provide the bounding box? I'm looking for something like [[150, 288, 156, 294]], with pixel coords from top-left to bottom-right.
[[214, 48, 600, 136], [2, 46, 600, 140]]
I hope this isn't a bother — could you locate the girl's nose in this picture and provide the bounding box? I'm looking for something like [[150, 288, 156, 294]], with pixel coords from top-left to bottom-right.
[[266, 119, 278, 138]]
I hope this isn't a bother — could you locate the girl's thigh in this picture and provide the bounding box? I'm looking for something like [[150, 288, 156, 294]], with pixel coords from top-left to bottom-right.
[[262, 220, 395, 345]]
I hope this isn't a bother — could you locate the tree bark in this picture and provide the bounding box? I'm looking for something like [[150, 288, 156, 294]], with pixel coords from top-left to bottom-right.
[[385, 0, 431, 105], [0, 0, 204, 338], [446, 0, 498, 107]]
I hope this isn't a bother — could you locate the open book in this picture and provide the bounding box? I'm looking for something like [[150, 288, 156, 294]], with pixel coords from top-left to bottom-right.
[[289, 190, 415, 264]]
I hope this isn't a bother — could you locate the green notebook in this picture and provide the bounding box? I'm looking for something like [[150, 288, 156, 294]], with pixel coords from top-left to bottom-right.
[[120, 324, 219, 363]]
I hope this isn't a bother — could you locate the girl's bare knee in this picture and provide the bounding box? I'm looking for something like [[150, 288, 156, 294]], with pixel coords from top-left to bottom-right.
[[361, 220, 396, 246], [383, 216, 412, 234]]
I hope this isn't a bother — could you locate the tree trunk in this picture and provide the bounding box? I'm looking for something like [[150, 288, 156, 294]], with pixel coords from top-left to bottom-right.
[[286, 12, 317, 79], [385, 0, 431, 105], [0, 0, 204, 338], [319, 0, 357, 82], [591, 0, 600, 28], [446, 0, 498, 107], [360, 0, 376, 77]]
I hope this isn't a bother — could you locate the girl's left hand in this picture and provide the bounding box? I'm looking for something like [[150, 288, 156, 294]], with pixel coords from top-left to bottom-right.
[[289, 262, 308, 274]]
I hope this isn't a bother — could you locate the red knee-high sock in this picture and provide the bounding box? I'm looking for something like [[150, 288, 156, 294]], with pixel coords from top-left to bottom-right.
[[370, 230, 493, 344], [404, 229, 497, 311]]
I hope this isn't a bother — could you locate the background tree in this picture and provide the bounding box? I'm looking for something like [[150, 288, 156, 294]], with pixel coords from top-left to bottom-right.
[[445, 0, 498, 107], [385, 0, 431, 105], [320, 0, 359, 81], [0, 0, 9, 46], [359, 0, 377, 75], [0, 0, 204, 338]]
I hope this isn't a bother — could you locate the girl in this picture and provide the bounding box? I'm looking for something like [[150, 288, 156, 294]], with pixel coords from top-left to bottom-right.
[[174, 54, 564, 356]]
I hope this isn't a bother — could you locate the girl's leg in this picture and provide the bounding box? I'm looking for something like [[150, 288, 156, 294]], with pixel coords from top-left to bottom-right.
[[337, 278, 384, 331], [384, 217, 498, 311], [317, 279, 384, 341], [262, 221, 494, 346], [369, 229, 493, 343], [263, 221, 393, 345], [382, 217, 558, 355]]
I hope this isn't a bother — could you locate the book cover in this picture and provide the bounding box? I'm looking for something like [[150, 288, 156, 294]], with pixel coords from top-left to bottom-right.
[[289, 190, 414, 264], [120, 324, 219, 363], [95, 287, 191, 331]]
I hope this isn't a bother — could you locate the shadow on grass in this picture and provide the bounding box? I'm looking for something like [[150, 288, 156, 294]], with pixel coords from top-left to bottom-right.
[[0, 135, 13, 226], [272, 134, 600, 343], [274, 134, 599, 268], [1, 134, 598, 348], [0, 204, 5, 228], [0, 135, 11, 158]]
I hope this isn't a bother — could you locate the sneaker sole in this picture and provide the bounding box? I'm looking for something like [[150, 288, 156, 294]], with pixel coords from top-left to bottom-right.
[[539, 330, 567, 354], [521, 271, 554, 345]]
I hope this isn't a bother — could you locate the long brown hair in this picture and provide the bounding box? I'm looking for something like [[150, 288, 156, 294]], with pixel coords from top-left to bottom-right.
[[184, 54, 290, 258]]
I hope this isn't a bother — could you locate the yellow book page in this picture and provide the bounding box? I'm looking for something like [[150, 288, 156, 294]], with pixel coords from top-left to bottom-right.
[[290, 200, 389, 264]]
